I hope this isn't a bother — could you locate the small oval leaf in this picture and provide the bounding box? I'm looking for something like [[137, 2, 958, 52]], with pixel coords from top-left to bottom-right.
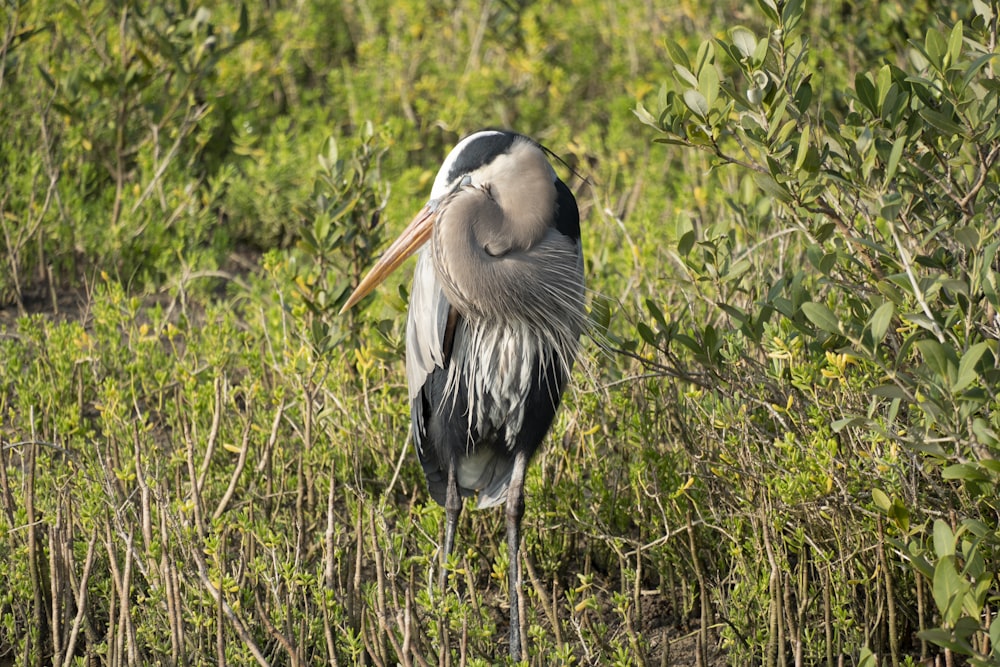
[[885, 135, 906, 185], [730, 27, 757, 59], [801, 302, 841, 334], [872, 488, 891, 512], [868, 302, 895, 345], [932, 519, 955, 558], [682, 89, 709, 119]]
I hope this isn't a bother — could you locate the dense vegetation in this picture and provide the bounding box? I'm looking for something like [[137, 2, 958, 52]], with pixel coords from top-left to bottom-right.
[[2, 0, 999, 665]]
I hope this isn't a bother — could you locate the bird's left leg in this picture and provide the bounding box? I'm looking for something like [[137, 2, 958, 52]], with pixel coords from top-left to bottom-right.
[[506, 449, 529, 662], [440, 458, 463, 590]]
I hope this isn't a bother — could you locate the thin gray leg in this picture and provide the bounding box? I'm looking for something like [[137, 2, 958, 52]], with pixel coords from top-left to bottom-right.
[[440, 460, 462, 590], [506, 451, 529, 662]]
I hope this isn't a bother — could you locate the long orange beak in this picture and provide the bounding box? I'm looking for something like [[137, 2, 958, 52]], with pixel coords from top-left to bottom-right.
[[339, 205, 436, 313]]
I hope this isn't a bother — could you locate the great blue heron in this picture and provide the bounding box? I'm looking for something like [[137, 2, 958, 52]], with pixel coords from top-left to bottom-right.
[[341, 130, 585, 660]]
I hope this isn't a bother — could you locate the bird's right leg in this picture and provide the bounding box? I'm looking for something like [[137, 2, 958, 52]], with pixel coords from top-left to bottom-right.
[[506, 450, 529, 662], [440, 459, 463, 590]]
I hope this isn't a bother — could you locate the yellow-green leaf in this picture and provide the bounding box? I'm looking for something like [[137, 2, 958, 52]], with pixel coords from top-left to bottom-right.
[[794, 123, 810, 172], [872, 488, 891, 512]]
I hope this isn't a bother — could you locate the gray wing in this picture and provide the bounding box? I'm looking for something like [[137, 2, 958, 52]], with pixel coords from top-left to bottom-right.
[[405, 248, 450, 418], [405, 249, 467, 505]]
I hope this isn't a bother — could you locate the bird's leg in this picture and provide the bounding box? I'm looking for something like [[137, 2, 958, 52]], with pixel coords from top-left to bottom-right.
[[506, 450, 529, 662], [440, 459, 463, 590]]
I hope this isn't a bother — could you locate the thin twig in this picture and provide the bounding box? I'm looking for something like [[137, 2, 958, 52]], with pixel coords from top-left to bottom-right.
[[212, 413, 254, 521], [197, 375, 225, 494], [889, 217, 945, 343]]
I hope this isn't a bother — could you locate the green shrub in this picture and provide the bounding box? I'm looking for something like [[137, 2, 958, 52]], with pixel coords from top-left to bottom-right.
[[637, 0, 1000, 662]]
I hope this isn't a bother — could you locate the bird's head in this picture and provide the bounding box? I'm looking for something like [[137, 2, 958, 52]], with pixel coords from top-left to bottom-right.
[[340, 129, 560, 313]]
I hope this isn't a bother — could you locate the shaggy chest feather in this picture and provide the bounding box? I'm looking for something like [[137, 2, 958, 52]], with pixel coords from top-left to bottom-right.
[[445, 319, 562, 451]]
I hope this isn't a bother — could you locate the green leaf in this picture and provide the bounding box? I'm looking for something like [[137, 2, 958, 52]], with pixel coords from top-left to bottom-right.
[[973, 0, 994, 21], [924, 27, 947, 70], [774, 119, 797, 145], [855, 72, 878, 114], [752, 37, 769, 68], [962, 518, 991, 539], [589, 295, 613, 332], [37, 64, 57, 90], [915, 339, 957, 383], [683, 90, 709, 119], [902, 312, 943, 335], [876, 65, 893, 109], [871, 384, 908, 400], [637, 321, 657, 346], [664, 38, 691, 70], [731, 27, 757, 60], [766, 93, 790, 131], [872, 488, 891, 512], [868, 302, 895, 345], [919, 108, 965, 136], [793, 123, 810, 171], [673, 333, 703, 355], [673, 64, 699, 88], [699, 61, 719, 109], [695, 40, 715, 77], [946, 21, 963, 68], [832, 416, 869, 432], [953, 342, 989, 393], [963, 53, 1000, 90], [755, 0, 780, 23], [942, 463, 988, 482], [932, 555, 969, 626], [919, 628, 962, 652], [753, 172, 792, 203], [237, 2, 250, 39], [889, 500, 910, 533], [645, 299, 669, 331], [717, 301, 748, 324], [884, 135, 906, 185], [954, 226, 979, 250], [781, 0, 805, 29], [794, 79, 812, 109], [678, 229, 696, 256], [633, 103, 660, 129], [801, 302, 841, 334], [933, 519, 955, 558], [972, 418, 998, 449]]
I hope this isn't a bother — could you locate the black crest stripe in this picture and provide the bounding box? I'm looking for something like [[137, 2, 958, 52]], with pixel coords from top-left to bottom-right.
[[446, 131, 519, 183]]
